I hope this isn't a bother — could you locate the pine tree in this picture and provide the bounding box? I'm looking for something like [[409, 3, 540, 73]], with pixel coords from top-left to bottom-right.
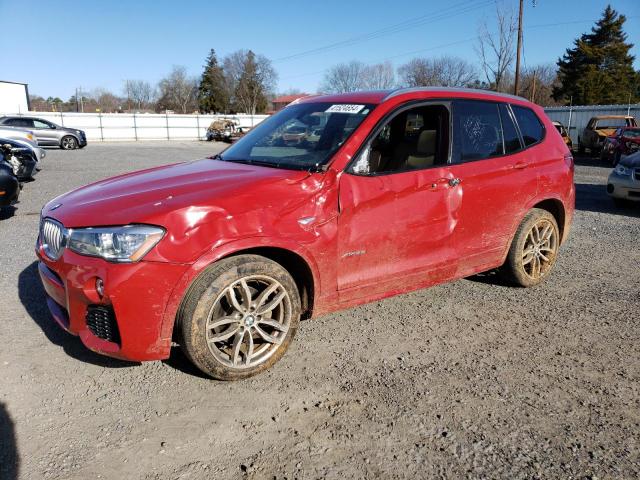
[[553, 5, 639, 105], [198, 49, 229, 113]]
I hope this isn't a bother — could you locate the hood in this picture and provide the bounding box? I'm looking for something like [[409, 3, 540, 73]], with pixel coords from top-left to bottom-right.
[[620, 151, 640, 168], [595, 128, 618, 137], [43, 158, 311, 227]]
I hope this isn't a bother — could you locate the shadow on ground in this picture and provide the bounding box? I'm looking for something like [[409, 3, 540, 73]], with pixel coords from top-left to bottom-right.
[[18, 261, 139, 369], [0, 402, 18, 480], [575, 183, 640, 218], [162, 347, 211, 380]]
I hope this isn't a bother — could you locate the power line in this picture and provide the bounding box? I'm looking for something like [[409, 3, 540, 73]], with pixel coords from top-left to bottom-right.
[[279, 16, 630, 85], [273, 0, 493, 63]]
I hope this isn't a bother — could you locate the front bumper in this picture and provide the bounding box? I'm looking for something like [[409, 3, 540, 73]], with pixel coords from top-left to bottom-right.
[[607, 170, 640, 202], [36, 239, 189, 361]]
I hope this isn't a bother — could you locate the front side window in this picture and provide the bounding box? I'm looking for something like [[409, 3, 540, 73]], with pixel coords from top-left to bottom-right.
[[33, 119, 53, 129], [350, 104, 450, 175], [452, 100, 503, 163], [220, 102, 375, 170]]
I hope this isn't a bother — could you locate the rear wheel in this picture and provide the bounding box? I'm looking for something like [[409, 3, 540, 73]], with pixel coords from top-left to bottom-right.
[[501, 209, 560, 287], [60, 136, 78, 150], [179, 255, 301, 380]]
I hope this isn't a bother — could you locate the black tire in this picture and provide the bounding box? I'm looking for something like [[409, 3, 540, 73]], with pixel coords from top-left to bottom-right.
[[501, 208, 560, 288], [612, 151, 621, 166], [613, 197, 631, 208], [179, 254, 301, 380], [60, 136, 78, 150]]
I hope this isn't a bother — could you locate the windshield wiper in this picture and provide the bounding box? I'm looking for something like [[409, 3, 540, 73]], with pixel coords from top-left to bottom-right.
[[208, 153, 223, 160]]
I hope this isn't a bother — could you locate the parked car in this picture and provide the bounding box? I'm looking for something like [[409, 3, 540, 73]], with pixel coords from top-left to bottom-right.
[[36, 87, 575, 380], [0, 144, 21, 208], [0, 127, 45, 160], [552, 121, 572, 150], [600, 126, 640, 165], [578, 115, 637, 155], [3, 136, 45, 167], [0, 116, 87, 150], [0, 138, 38, 181], [607, 150, 640, 206]]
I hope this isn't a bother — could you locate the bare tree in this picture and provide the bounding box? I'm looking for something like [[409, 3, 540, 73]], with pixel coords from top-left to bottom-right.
[[123, 80, 155, 111], [223, 50, 276, 114], [519, 64, 562, 106], [156, 66, 198, 113], [361, 61, 396, 90], [321, 61, 368, 93], [475, 4, 517, 92], [398, 56, 477, 87]]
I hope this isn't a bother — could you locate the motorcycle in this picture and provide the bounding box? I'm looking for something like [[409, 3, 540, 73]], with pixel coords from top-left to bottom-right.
[[0, 144, 21, 208]]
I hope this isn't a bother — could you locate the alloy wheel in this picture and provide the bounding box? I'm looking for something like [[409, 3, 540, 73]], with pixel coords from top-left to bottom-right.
[[521, 219, 558, 279], [205, 275, 292, 369]]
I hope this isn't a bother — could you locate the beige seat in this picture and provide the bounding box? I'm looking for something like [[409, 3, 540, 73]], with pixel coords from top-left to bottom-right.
[[406, 129, 436, 169]]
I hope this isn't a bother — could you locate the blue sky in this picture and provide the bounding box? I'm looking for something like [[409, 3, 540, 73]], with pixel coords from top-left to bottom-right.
[[3, 0, 638, 99]]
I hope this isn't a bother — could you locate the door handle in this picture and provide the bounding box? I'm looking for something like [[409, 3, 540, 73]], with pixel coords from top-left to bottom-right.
[[429, 178, 461, 190], [513, 161, 529, 170]]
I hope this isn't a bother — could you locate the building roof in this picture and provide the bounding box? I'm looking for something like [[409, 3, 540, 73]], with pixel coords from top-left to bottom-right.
[[272, 94, 311, 104]]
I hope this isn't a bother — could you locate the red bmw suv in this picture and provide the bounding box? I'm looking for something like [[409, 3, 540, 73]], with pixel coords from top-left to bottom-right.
[[37, 88, 575, 380]]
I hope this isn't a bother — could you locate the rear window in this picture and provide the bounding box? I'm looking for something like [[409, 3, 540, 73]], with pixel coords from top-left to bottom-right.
[[453, 100, 503, 162], [512, 106, 544, 146], [596, 118, 629, 129]]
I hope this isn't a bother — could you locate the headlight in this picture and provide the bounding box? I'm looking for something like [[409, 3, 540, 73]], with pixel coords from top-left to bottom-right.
[[67, 225, 164, 262], [614, 164, 631, 176]]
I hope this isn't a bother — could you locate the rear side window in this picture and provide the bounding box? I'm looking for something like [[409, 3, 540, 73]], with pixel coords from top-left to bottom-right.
[[499, 104, 522, 154], [452, 100, 503, 163], [512, 106, 544, 146]]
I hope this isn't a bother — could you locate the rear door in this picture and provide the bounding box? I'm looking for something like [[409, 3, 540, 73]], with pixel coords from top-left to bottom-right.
[[446, 100, 538, 272]]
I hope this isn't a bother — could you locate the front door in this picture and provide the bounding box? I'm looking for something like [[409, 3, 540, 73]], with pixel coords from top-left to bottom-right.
[[337, 103, 462, 291], [32, 119, 59, 146]]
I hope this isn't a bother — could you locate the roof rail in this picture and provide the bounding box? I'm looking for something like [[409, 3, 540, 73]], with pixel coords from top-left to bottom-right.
[[382, 86, 527, 102]]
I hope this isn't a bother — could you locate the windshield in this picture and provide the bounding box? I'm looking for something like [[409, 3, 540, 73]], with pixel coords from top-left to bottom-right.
[[596, 118, 628, 128], [219, 102, 376, 170], [622, 129, 640, 138]]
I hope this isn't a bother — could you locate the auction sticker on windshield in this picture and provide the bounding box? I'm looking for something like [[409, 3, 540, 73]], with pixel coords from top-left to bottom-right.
[[325, 104, 365, 114]]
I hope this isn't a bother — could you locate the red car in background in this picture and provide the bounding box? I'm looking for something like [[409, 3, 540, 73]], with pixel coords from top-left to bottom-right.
[[36, 88, 575, 380], [601, 126, 640, 165]]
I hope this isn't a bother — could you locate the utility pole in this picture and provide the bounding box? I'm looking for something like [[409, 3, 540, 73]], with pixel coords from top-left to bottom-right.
[[514, 0, 524, 96]]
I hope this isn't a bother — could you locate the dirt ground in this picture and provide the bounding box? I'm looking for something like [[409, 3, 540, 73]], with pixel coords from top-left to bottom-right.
[[0, 142, 638, 480]]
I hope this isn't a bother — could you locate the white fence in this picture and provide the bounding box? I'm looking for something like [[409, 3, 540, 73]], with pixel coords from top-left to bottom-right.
[[7, 112, 270, 142], [543, 104, 639, 144]]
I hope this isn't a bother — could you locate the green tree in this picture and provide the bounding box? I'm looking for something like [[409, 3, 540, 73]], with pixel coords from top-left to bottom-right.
[[553, 5, 639, 105], [198, 49, 229, 113]]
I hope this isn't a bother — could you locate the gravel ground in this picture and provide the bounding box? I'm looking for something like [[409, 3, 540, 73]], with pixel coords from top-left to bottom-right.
[[0, 142, 639, 480]]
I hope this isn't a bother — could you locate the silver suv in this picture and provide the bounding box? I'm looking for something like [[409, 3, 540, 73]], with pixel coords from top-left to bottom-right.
[[0, 116, 87, 150]]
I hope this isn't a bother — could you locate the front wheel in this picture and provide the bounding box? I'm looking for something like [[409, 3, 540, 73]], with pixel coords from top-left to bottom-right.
[[179, 255, 301, 380], [60, 136, 78, 150], [501, 208, 560, 287]]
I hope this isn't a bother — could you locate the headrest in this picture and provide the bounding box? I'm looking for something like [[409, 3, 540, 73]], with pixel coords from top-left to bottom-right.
[[417, 129, 436, 155]]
